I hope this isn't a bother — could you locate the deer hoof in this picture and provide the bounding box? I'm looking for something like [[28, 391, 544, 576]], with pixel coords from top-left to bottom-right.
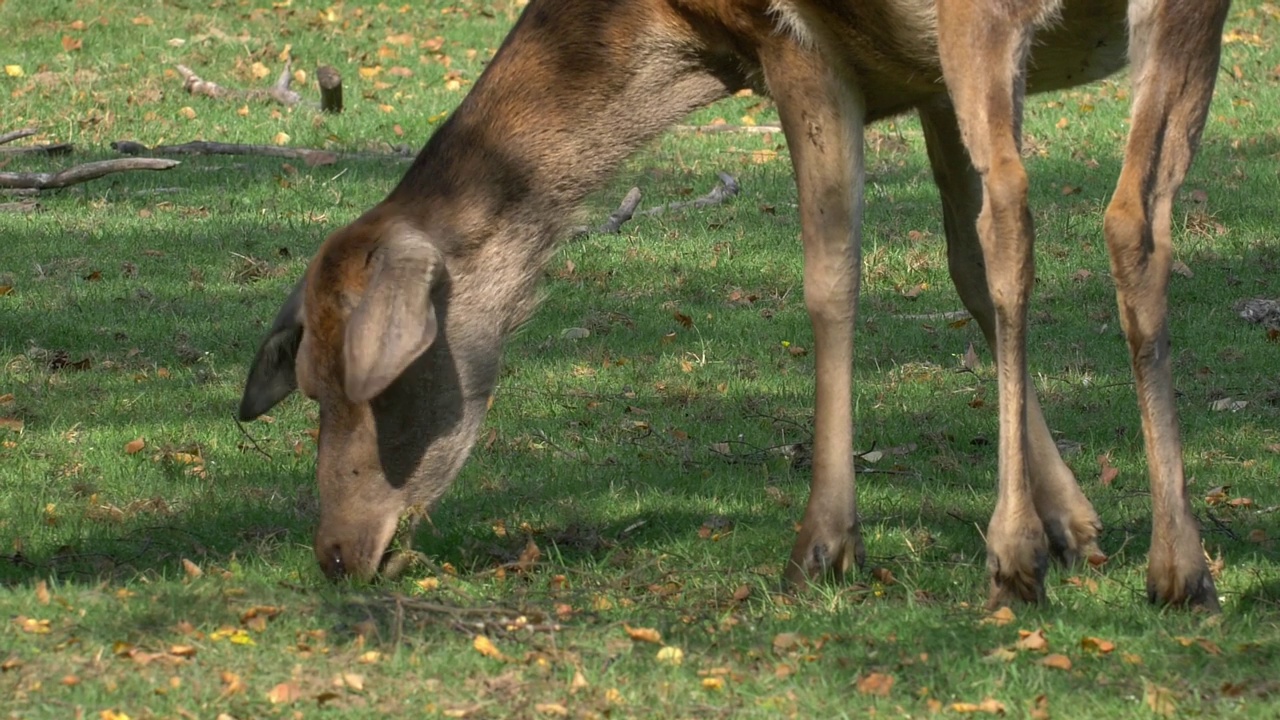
[[783, 526, 866, 588], [985, 527, 1048, 609], [1147, 549, 1220, 612]]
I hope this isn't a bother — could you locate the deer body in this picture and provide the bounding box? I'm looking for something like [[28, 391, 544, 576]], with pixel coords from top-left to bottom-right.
[[241, 0, 1229, 609]]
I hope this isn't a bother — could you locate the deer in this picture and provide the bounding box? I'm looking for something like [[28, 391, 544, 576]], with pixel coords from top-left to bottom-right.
[[239, 0, 1230, 610]]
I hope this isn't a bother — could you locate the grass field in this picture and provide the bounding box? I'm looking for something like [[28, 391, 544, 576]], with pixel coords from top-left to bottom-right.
[[2, 1, 1278, 718]]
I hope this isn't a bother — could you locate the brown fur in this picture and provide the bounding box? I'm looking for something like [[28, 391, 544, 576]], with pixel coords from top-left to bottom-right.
[[240, 0, 1229, 609]]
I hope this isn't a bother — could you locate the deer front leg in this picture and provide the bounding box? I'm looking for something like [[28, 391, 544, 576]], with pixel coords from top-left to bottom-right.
[[759, 40, 866, 585], [1104, 0, 1228, 611], [920, 102, 1101, 568], [938, 2, 1052, 607]]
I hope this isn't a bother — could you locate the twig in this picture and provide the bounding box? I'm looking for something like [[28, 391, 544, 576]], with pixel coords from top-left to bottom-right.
[[673, 124, 782, 135], [176, 62, 302, 107], [0, 143, 73, 156], [0, 128, 37, 145], [235, 418, 273, 461], [0, 158, 180, 190], [597, 187, 642, 233], [894, 310, 972, 322], [639, 171, 740, 216], [112, 139, 338, 166]]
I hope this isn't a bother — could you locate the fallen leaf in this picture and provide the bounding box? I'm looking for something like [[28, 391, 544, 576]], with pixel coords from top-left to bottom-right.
[[61, 35, 82, 52], [1171, 260, 1194, 278], [655, 646, 684, 666], [772, 632, 802, 653], [856, 672, 895, 697], [951, 698, 1007, 715], [1144, 681, 1177, 717], [340, 672, 364, 691], [267, 681, 303, 704], [1016, 629, 1048, 652], [982, 607, 1016, 626], [474, 635, 507, 661], [702, 676, 725, 691], [35, 580, 50, 605], [624, 625, 662, 644], [357, 650, 381, 664], [1, 657, 22, 672], [871, 567, 897, 585], [1030, 694, 1050, 720], [534, 703, 568, 716], [1080, 636, 1115, 654], [1070, 268, 1093, 282], [1040, 653, 1072, 671], [181, 558, 203, 579], [124, 438, 146, 455], [1210, 398, 1248, 412], [1097, 454, 1119, 486], [514, 538, 541, 572], [0, 417, 24, 433]]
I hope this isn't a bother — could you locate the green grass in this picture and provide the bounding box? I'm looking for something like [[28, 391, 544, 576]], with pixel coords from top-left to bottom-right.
[[2, 1, 1279, 718]]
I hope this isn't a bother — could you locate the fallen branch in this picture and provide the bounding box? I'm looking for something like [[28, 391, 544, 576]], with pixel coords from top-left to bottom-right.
[[0, 158, 180, 190], [0, 143, 74, 157], [0, 128, 38, 145], [569, 173, 739, 239], [639, 171, 740, 217], [317, 65, 344, 114], [894, 310, 972, 322], [177, 62, 302, 107], [112, 139, 338, 166]]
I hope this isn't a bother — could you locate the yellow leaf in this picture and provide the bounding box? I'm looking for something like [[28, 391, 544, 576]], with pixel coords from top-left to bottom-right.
[[655, 646, 684, 666], [604, 688, 625, 705], [228, 630, 255, 645], [359, 66, 382, 79], [340, 672, 364, 691], [277, 44, 292, 62], [623, 625, 662, 644], [415, 576, 440, 592], [17, 616, 50, 634], [4, 65, 23, 77], [358, 650, 382, 664], [474, 635, 506, 660], [179, 106, 197, 120], [702, 677, 725, 691], [168, 645, 196, 658], [100, 711, 132, 720], [131, 14, 154, 25], [1040, 653, 1072, 671], [534, 703, 568, 716], [273, 132, 291, 146], [250, 62, 270, 79]]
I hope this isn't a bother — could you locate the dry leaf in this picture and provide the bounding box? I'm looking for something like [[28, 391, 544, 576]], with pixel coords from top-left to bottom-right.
[[534, 703, 568, 717], [871, 567, 897, 585], [1080, 636, 1115, 654], [124, 438, 145, 455], [855, 672, 895, 697], [655, 646, 684, 666], [474, 635, 507, 661], [1030, 694, 1050, 720], [1040, 653, 1072, 671], [1016, 629, 1048, 652], [514, 538, 541, 572], [951, 698, 1007, 715], [0, 417, 25, 433], [623, 625, 662, 644], [982, 607, 1016, 626], [35, 580, 50, 605], [1097, 454, 1119, 486], [772, 632, 802, 653], [267, 681, 303, 704], [702, 676, 725, 691], [1144, 681, 1177, 717], [181, 558, 203, 578]]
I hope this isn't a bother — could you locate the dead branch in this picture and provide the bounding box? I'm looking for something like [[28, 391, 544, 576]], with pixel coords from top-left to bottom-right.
[[176, 61, 302, 107], [640, 171, 739, 216], [569, 173, 739, 239], [112, 139, 338, 166], [673, 124, 782, 135], [317, 65, 343, 114], [0, 128, 38, 145], [0, 143, 73, 156], [0, 158, 180, 190]]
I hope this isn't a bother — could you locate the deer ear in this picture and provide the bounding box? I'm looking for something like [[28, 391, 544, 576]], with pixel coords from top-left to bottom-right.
[[240, 278, 306, 421], [343, 227, 445, 404]]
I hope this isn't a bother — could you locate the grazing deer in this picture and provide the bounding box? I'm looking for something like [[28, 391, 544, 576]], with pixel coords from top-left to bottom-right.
[[240, 0, 1230, 609]]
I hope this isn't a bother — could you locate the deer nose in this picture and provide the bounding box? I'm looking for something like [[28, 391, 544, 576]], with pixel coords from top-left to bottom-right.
[[316, 542, 347, 580]]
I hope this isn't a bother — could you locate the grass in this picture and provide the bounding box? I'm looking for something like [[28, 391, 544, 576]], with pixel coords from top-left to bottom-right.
[[2, 0, 1278, 718]]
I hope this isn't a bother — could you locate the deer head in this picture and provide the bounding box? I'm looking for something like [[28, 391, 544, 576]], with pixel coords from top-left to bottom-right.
[[240, 211, 501, 580]]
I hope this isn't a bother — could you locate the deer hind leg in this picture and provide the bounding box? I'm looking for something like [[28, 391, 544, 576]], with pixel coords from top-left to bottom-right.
[[759, 38, 867, 586], [1105, 0, 1228, 610], [920, 103, 1102, 568], [937, 1, 1056, 607]]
